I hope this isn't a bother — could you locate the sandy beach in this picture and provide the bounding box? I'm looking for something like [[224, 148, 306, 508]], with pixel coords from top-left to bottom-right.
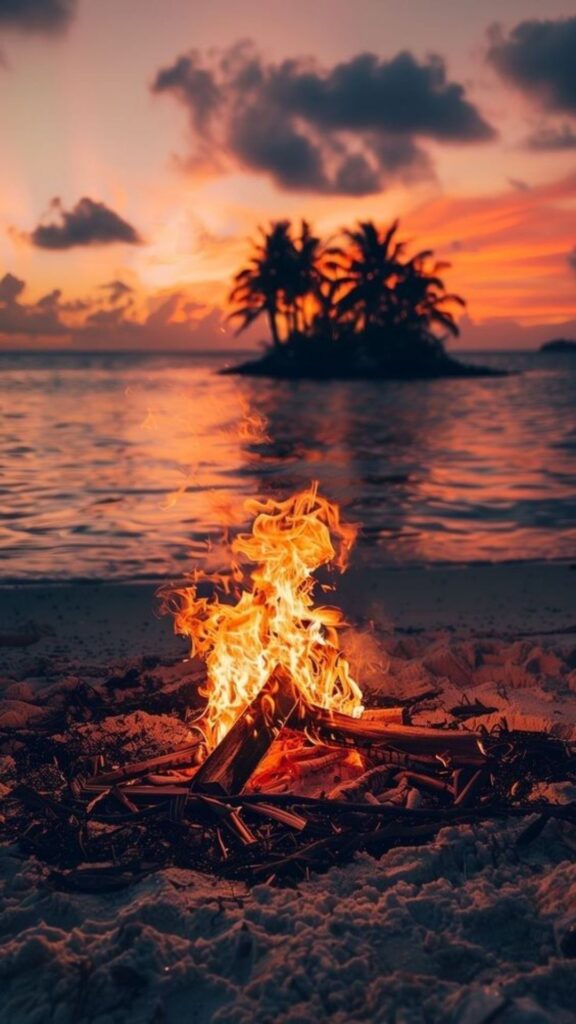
[[1, 563, 575, 1023], [2, 561, 575, 669], [3, 3, 576, 1020]]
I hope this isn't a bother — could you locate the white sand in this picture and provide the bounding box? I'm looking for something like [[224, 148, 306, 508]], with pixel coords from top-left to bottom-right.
[[0, 565, 575, 1023]]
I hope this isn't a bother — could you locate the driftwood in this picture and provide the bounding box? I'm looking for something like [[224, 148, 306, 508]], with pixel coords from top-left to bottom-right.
[[191, 666, 300, 795], [5, 656, 574, 887], [293, 704, 487, 766], [80, 743, 203, 787]]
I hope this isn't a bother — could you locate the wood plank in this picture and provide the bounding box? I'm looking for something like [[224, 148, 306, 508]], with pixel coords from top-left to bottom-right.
[[292, 704, 486, 766], [85, 743, 203, 786], [190, 666, 300, 795]]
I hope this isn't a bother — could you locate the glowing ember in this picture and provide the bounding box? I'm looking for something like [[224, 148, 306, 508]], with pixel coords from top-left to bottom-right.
[[162, 483, 364, 748]]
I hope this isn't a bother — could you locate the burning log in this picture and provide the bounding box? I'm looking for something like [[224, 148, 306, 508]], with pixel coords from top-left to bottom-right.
[[190, 666, 300, 795], [292, 704, 487, 766]]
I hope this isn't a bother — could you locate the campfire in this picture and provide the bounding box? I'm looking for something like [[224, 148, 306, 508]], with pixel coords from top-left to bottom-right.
[[154, 484, 486, 801], [163, 483, 364, 752], [4, 485, 575, 890]]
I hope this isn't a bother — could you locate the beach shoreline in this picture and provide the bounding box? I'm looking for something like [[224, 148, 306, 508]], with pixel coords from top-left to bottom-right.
[[1, 562, 575, 1023], [1, 561, 575, 672]]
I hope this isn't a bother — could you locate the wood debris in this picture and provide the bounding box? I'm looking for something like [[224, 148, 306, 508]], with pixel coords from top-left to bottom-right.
[[1, 661, 574, 889]]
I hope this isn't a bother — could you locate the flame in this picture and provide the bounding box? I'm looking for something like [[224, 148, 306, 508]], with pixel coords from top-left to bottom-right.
[[162, 483, 363, 748]]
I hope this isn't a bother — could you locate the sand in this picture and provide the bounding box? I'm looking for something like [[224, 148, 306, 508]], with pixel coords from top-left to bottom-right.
[[0, 563, 575, 1023], [1, 562, 575, 672]]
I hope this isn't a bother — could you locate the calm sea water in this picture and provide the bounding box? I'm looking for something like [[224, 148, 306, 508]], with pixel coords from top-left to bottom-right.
[[0, 349, 575, 579]]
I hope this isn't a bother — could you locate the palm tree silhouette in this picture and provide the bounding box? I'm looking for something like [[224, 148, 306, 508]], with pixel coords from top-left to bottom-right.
[[228, 217, 465, 363], [335, 220, 464, 352], [393, 253, 464, 342], [336, 220, 404, 335], [289, 220, 325, 334], [229, 221, 295, 348]]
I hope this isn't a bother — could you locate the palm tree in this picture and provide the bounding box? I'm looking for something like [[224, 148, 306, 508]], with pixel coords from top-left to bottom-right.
[[228, 221, 295, 348], [229, 220, 332, 343], [335, 220, 464, 354], [283, 220, 344, 337], [228, 217, 465, 365], [336, 220, 404, 334], [393, 254, 465, 343]]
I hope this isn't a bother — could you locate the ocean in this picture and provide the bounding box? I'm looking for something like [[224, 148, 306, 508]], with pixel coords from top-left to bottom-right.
[[1, 348, 575, 580]]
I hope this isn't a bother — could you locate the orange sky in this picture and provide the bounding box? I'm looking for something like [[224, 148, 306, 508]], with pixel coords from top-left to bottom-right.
[[0, 0, 575, 349]]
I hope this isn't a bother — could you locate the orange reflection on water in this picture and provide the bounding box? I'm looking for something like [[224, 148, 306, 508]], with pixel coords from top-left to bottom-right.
[[0, 350, 575, 578]]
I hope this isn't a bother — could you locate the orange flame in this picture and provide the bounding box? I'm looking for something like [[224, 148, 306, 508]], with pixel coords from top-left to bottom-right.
[[162, 483, 363, 748]]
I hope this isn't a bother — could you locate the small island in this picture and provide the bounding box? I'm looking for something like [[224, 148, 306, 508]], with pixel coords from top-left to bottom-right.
[[539, 338, 576, 354], [222, 219, 504, 380]]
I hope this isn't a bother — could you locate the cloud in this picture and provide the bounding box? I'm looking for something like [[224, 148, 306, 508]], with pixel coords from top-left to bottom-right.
[[0, 272, 68, 337], [75, 292, 228, 350], [0, 271, 235, 349], [0, 271, 25, 303], [152, 42, 495, 195], [568, 248, 576, 272], [26, 197, 142, 250], [487, 18, 576, 115], [525, 124, 576, 151], [0, 0, 77, 33], [99, 279, 135, 305]]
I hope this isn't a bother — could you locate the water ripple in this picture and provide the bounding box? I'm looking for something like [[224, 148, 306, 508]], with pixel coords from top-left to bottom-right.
[[0, 349, 575, 578]]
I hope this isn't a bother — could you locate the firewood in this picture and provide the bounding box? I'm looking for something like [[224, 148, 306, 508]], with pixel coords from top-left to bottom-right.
[[99, 784, 190, 801], [361, 708, 407, 725], [292, 704, 487, 766], [450, 700, 498, 721], [246, 802, 308, 831], [190, 666, 300, 795], [196, 794, 258, 845], [111, 787, 139, 814], [85, 743, 203, 787], [394, 770, 452, 794], [453, 769, 488, 807]]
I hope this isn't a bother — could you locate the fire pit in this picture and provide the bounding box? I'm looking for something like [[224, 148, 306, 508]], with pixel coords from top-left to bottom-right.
[[3, 486, 575, 890]]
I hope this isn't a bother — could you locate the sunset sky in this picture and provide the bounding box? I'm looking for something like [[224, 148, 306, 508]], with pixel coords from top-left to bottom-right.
[[1, 0, 575, 349]]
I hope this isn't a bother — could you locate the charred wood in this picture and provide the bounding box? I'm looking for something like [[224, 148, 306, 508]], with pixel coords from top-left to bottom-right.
[[190, 666, 299, 795]]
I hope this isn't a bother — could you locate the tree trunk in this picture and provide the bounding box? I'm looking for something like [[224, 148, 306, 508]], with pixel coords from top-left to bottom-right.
[[267, 305, 281, 348]]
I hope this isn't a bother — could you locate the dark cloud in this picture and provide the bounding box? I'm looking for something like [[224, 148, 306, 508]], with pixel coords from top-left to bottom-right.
[[27, 197, 142, 250], [0, 272, 67, 337], [525, 124, 576, 151], [100, 279, 135, 305], [0, 271, 25, 303], [268, 50, 494, 140], [487, 18, 576, 115], [0, 0, 76, 33], [568, 248, 576, 272], [152, 43, 495, 196]]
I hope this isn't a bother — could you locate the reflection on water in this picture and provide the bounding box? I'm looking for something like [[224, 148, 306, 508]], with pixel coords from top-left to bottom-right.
[[1, 349, 575, 578]]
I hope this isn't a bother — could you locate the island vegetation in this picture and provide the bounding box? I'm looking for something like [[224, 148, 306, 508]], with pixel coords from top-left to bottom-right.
[[223, 219, 502, 380], [539, 338, 576, 354]]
